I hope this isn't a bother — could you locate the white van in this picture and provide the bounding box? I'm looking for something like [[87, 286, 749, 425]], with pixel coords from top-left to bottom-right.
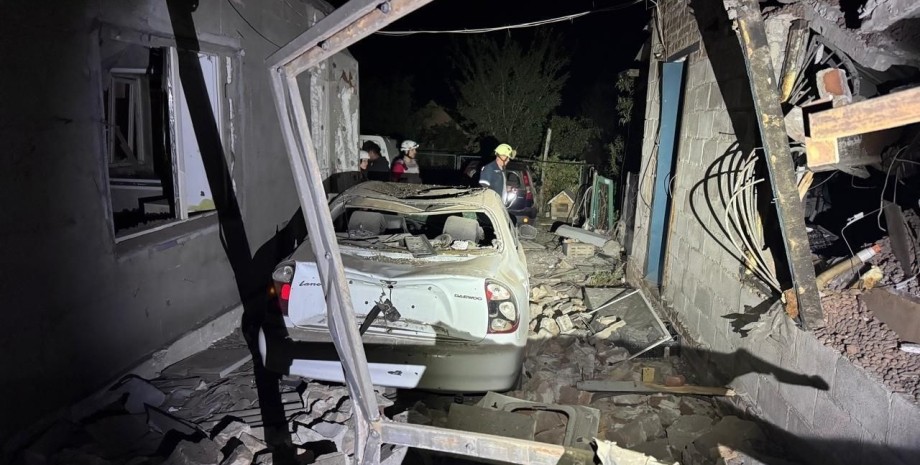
[[359, 134, 397, 163]]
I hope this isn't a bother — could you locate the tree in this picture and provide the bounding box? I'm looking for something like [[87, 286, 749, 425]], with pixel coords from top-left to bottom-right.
[[607, 72, 636, 177], [452, 31, 569, 157], [539, 116, 601, 205], [546, 115, 601, 160]]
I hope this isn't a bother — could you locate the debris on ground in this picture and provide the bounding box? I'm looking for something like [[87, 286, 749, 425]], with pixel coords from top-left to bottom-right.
[[816, 291, 920, 402], [806, 198, 920, 404], [7, 330, 404, 465], [13, 222, 795, 465]]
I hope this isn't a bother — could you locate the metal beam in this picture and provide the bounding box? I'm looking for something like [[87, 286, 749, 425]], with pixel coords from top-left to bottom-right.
[[268, 1, 670, 464], [267, 0, 382, 69], [809, 86, 920, 140], [287, 0, 433, 76], [723, 0, 824, 329]]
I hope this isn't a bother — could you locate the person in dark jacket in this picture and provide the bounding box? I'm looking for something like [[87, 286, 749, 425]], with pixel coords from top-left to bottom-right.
[[361, 140, 389, 181], [479, 143, 516, 202]]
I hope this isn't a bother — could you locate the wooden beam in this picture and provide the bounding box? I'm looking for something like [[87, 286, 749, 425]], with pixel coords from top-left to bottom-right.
[[724, 0, 825, 329], [809, 86, 920, 140], [576, 380, 736, 396]]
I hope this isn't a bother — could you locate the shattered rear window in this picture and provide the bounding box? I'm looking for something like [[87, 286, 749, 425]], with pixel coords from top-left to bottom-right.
[[333, 207, 501, 257]]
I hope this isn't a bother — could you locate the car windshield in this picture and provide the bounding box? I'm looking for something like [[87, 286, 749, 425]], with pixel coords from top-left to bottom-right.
[[333, 207, 501, 258]]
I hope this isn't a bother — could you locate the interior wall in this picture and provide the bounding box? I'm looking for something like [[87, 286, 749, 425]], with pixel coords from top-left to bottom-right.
[[628, 2, 920, 464], [0, 0, 357, 439]]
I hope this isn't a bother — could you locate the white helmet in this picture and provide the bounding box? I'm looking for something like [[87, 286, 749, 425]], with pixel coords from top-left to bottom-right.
[[400, 140, 419, 152]]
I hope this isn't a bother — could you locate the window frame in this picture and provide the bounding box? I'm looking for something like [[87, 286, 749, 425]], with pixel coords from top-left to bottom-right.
[[95, 25, 240, 245]]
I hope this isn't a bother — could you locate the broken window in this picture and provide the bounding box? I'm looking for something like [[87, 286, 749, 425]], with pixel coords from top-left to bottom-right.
[[101, 39, 226, 240], [333, 208, 500, 257]]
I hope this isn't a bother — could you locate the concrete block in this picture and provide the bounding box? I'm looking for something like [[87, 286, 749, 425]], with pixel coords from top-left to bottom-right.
[[814, 393, 862, 441], [701, 138, 720, 166], [678, 238, 690, 265], [710, 331, 730, 354], [731, 372, 761, 399], [886, 393, 920, 464], [698, 314, 717, 346], [785, 408, 814, 437], [696, 110, 713, 140], [719, 271, 742, 312], [688, 63, 705, 89], [720, 251, 742, 285], [693, 286, 712, 315], [686, 306, 702, 341], [689, 252, 705, 279], [683, 113, 699, 142], [814, 393, 866, 465], [778, 379, 818, 423], [701, 237, 723, 272], [755, 377, 789, 428], [680, 271, 697, 304], [753, 333, 785, 368], [831, 357, 890, 433], [707, 82, 724, 109], [714, 112, 735, 138]]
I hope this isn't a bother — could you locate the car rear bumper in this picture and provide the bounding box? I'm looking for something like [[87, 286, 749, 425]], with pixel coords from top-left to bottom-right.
[[259, 325, 524, 393]]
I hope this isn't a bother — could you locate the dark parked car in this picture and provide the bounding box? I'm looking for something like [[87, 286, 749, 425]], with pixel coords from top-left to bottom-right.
[[460, 159, 540, 225]]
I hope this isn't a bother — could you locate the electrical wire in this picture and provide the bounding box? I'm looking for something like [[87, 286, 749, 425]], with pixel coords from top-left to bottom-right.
[[721, 151, 781, 292], [649, 0, 667, 58], [807, 171, 837, 192], [227, 0, 282, 48], [877, 146, 909, 232], [840, 207, 882, 281], [376, 0, 644, 36]]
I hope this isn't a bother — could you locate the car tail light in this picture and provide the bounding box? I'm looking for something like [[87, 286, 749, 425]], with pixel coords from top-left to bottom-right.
[[271, 262, 295, 316], [522, 171, 534, 201], [485, 281, 518, 334]]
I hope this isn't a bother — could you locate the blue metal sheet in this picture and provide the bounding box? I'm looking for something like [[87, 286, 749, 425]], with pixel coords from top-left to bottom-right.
[[645, 61, 686, 284]]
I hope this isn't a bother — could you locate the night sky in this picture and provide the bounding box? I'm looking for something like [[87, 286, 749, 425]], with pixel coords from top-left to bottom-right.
[[333, 0, 650, 117]]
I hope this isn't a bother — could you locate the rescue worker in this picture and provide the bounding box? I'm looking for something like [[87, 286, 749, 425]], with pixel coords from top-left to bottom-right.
[[391, 140, 421, 183], [361, 140, 389, 182], [479, 143, 516, 201]]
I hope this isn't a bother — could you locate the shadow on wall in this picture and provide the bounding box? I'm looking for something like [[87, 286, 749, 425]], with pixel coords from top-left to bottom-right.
[[664, 343, 916, 465], [671, 382, 916, 465], [165, 1, 305, 464], [680, 345, 829, 392], [686, 0, 792, 290]]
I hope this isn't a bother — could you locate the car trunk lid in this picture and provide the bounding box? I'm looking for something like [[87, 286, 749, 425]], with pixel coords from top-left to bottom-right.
[[287, 256, 499, 342]]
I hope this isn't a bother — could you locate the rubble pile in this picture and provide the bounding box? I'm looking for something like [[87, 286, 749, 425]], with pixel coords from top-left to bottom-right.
[[502, 337, 782, 464], [8, 332, 403, 465], [528, 284, 600, 339], [816, 292, 920, 402], [870, 236, 920, 295]]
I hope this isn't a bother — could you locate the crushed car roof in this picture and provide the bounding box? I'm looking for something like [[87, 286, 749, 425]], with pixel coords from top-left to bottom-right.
[[334, 182, 504, 210]]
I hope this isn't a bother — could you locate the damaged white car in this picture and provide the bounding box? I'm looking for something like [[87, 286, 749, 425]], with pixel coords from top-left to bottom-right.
[[259, 182, 530, 392]]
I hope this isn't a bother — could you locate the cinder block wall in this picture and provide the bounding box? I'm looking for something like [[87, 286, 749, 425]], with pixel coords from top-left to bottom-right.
[[628, 2, 920, 464]]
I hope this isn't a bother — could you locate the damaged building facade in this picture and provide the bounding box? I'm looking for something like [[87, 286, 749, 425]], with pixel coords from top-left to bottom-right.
[[0, 0, 360, 438], [628, 0, 920, 463]]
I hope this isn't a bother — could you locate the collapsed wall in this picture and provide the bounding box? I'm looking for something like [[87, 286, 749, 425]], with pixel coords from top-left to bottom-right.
[[627, 1, 920, 464]]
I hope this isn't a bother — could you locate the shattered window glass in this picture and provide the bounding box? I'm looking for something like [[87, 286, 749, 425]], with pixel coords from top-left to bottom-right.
[[334, 208, 500, 256]]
